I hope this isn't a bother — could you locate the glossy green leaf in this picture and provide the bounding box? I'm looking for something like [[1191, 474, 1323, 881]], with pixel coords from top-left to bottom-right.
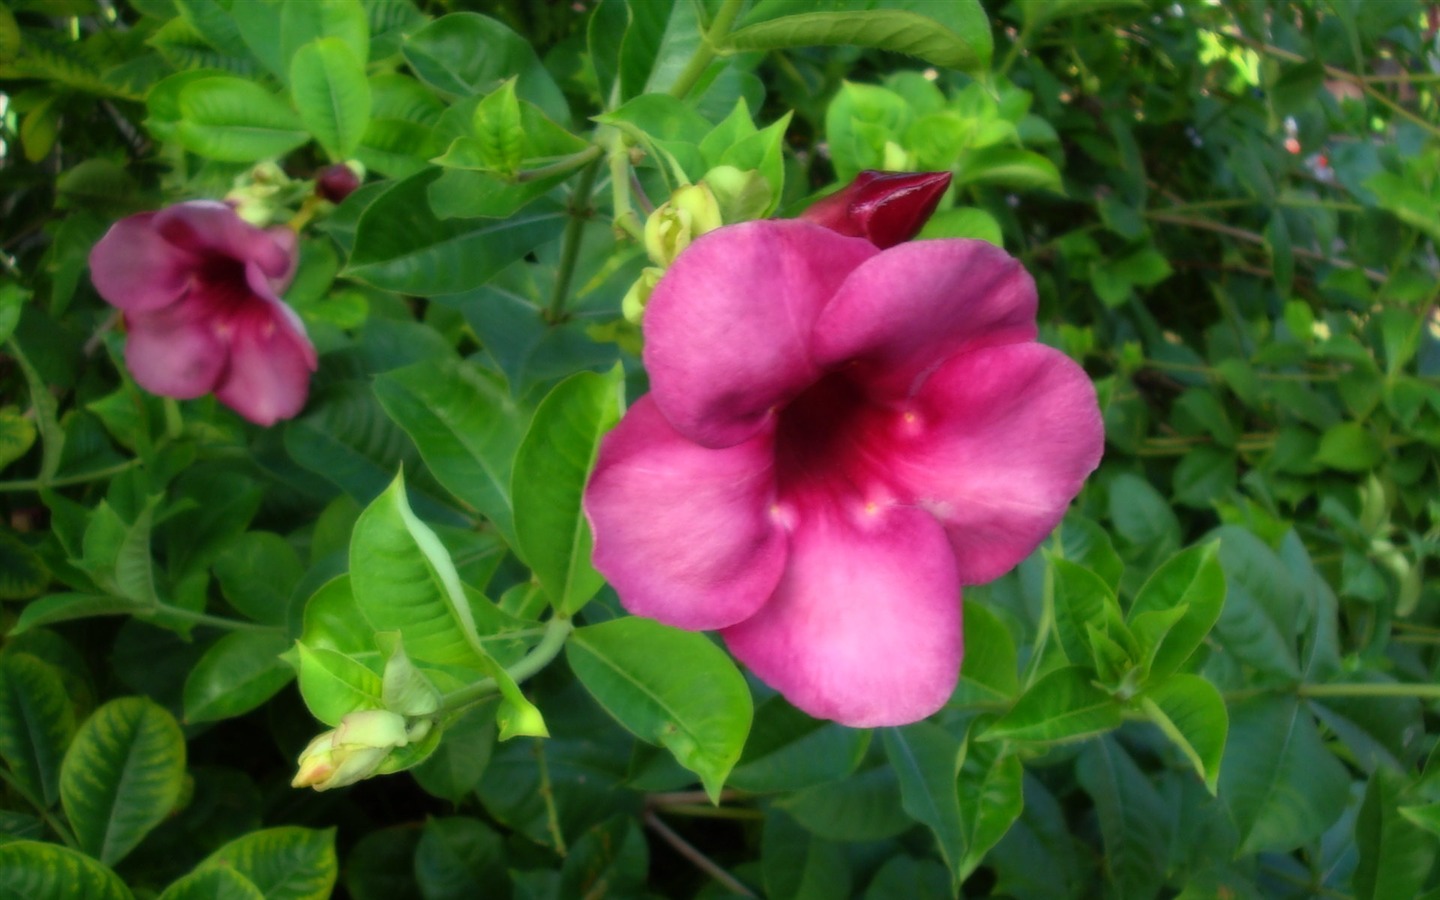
[[470, 78, 523, 177], [953, 601, 1019, 706], [954, 147, 1062, 191], [567, 617, 752, 801], [401, 12, 568, 122], [290, 38, 371, 160], [11, 593, 152, 635], [955, 733, 1024, 880], [213, 532, 302, 627], [1211, 526, 1302, 678], [0, 407, 36, 474], [1354, 768, 1436, 900], [1139, 674, 1227, 794], [727, 1, 992, 74], [779, 765, 913, 842], [176, 76, 308, 162], [729, 695, 869, 793], [349, 472, 488, 668], [0, 841, 131, 900], [373, 359, 528, 546], [300, 576, 374, 657], [157, 867, 265, 900], [559, 816, 649, 899], [763, 807, 852, 900], [512, 367, 624, 615], [1314, 421, 1384, 472], [345, 168, 565, 295], [917, 207, 1004, 246], [982, 666, 1123, 745], [411, 703, 496, 802], [0, 654, 74, 807], [413, 817, 509, 900], [278, 0, 368, 74], [1220, 695, 1349, 855], [1126, 543, 1225, 680], [295, 643, 383, 727], [883, 722, 964, 885], [1050, 557, 1125, 667], [182, 632, 294, 724], [196, 827, 338, 900], [60, 697, 186, 866], [1075, 738, 1168, 900]]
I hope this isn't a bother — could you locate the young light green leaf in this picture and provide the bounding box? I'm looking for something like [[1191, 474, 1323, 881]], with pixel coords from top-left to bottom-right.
[[349, 472, 488, 669], [726, 2, 992, 75], [295, 642, 383, 727], [567, 617, 752, 802], [0, 653, 75, 808], [182, 632, 294, 724], [512, 366, 624, 616], [1126, 543, 1225, 680], [956, 734, 1024, 880], [60, 697, 186, 866], [981, 666, 1123, 745], [1138, 674, 1227, 794], [471, 78, 524, 178], [278, 0, 369, 74], [954, 147, 1062, 192], [375, 633, 441, 718], [197, 827, 338, 900], [176, 76, 309, 162], [289, 37, 371, 160], [1050, 557, 1126, 667], [0, 841, 131, 900], [158, 866, 266, 900]]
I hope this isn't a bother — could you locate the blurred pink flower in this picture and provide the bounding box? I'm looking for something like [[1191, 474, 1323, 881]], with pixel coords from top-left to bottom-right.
[[584, 221, 1103, 727], [801, 170, 952, 248], [89, 201, 317, 426]]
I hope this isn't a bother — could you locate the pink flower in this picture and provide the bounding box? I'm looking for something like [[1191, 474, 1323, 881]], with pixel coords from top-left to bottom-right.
[[583, 221, 1103, 727], [801, 170, 952, 248], [89, 201, 317, 426]]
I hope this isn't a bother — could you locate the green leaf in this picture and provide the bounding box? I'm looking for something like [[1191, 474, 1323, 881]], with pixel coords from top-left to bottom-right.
[[1211, 526, 1302, 678], [295, 643, 384, 727], [196, 827, 338, 900], [917, 207, 1003, 246], [349, 472, 488, 668], [182, 632, 294, 724], [373, 359, 528, 546], [883, 722, 964, 887], [729, 695, 869, 793], [278, 0, 369, 76], [345, 168, 565, 295], [0, 841, 131, 900], [176, 76, 309, 162], [1314, 421, 1384, 472], [1050, 557, 1125, 667], [12, 593, 152, 635], [559, 816, 648, 899], [300, 576, 374, 656], [512, 367, 624, 615], [60, 697, 186, 866], [955, 733, 1023, 880], [1366, 171, 1440, 243], [982, 666, 1123, 745], [290, 37, 371, 160], [1354, 769, 1437, 900], [1075, 738, 1168, 900], [1220, 695, 1349, 855], [158, 867, 265, 900], [1020, 0, 1146, 31], [1138, 674, 1227, 794], [413, 817, 510, 899], [567, 617, 752, 802], [823, 81, 913, 182], [0, 530, 47, 600], [1126, 543, 1225, 680], [8, 341, 62, 483], [954, 601, 1019, 705], [0, 654, 75, 807], [954, 147, 1062, 192], [401, 13, 568, 123], [470, 78, 524, 178], [213, 532, 302, 627], [727, 1, 992, 75], [763, 807, 852, 900], [778, 765, 913, 841]]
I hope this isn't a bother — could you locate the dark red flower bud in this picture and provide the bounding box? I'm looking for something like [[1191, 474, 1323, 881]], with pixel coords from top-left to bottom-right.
[[800, 170, 952, 248], [316, 164, 361, 203]]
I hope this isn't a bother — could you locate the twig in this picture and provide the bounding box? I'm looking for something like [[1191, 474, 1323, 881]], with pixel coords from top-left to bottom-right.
[[643, 810, 756, 897]]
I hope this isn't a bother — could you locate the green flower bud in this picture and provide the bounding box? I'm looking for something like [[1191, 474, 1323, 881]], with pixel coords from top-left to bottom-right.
[[291, 710, 411, 792], [622, 266, 664, 324], [644, 183, 722, 268]]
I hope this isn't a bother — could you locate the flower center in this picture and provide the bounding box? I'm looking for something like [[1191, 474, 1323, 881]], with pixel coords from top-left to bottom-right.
[[773, 372, 896, 509]]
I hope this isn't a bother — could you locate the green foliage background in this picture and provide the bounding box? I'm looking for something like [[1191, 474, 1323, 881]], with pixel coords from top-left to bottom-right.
[[2, 0, 1439, 897]]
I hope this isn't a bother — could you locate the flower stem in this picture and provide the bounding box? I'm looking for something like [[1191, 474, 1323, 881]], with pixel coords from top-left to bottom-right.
[[667, 0, 747, 101], [0, 459, 141, 493], [545, 159, 602, 324], [517, 144, 604, 183], [153, 603, 283, 634], [644, 809, 756, 897], [439, 615, 574, 710], [1298, 682, 1440, 701]]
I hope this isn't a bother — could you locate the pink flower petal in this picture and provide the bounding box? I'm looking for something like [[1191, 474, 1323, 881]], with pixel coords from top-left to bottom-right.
[[886, 342, 1104, 584], [722, 505, 962, 727], [643, 221, 877, 448], [213, 297, 317, 425], [812, 239, 1038, 401], [585, 396, 788, 630], [88, 213, 197, 314], [123, 306, 227, 399], [153, 201, 295, 281]]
